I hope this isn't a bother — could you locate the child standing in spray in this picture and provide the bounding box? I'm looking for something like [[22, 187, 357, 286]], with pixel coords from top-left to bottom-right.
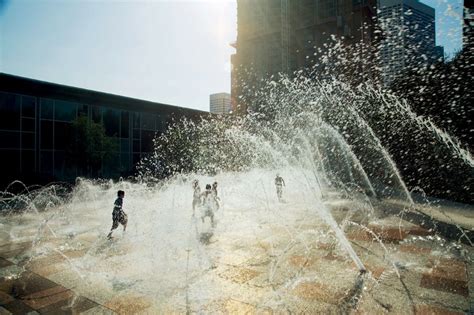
[[192, 180, 201, 216], [201, 184, 215, 227]]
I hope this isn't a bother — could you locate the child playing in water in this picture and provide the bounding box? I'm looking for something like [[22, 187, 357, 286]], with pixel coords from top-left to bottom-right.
[[212, 181, 220, 211], [107, 190, 128, 239], [192, 180, 201, 215], [201, 184, 215, 227], [275, 174, 285, 201]]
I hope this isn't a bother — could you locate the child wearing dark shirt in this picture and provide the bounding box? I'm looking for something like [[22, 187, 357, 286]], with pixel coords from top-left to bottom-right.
[[107, 190, 128, 239]]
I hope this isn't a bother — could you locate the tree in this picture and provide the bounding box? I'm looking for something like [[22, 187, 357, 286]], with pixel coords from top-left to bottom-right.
[[67, 116, 118, 177]]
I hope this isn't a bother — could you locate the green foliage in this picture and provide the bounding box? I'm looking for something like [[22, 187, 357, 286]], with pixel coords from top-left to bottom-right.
[[138, 115, 282, 179], [67, 116, 118, 176]]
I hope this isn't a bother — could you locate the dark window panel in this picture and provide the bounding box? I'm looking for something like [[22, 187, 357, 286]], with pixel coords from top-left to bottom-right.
[[40, 151, 53, 174], [103, 153, 120, 177], [103, 108, 120, 137], [78, 104, 88, 117], [133, 140, 140, 153], [121, 153, 131, 171], [40, 98, 54, 119], [0, 92, 21, 130], [156, 115, 166, 131], [121, 139, 130, 153], [91, 106, 102, 123], [140, 130, 155, 152], [141, 113, 155, 130], [133, 112, 140, 128], [121, 111, 130, 138], [133, 153, 141, 166], [54, 151, 65, 178], [1, 150, 20, 175], [21, 132, 35, 149], [55, 100, 77, 122], [54, 122, 72, 150], [21, 150, 35, 173], [133, 129, 140, 139], [22, 118, 35, 132], [40, 121, 54, 150], [0, 131, 20, 149], [21, 96, 36, 118]]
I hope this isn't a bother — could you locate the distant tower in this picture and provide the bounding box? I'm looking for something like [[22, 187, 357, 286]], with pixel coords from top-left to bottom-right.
[[379, 0, 444, 86], [464, 0, 474, 50], [209, 93, 232, 115]]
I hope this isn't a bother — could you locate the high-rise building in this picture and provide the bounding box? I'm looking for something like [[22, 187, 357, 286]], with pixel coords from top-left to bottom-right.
[[464, 0, 474, 50], [210, 93, 232, 114], [379, 0, 444, 86], [232, 0, 377, 112]]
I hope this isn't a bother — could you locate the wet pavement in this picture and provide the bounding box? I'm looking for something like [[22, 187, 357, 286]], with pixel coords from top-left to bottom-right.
[[0, 201, 472, 314]]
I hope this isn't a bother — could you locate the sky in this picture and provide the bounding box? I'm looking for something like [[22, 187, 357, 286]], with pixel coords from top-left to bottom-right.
[[0, 0, 464, 111]]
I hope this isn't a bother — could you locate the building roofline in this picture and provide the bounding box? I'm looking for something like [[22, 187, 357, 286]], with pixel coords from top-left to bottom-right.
[[379, 0, 435, 17], [0, 72, 209, 116]]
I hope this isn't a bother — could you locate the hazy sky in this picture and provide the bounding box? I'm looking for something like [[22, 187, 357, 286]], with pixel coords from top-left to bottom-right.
[[0, 0, 464, 111]]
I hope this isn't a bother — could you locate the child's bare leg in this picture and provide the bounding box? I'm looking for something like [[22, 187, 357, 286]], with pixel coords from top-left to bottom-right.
[[107, 227, 115, 238]]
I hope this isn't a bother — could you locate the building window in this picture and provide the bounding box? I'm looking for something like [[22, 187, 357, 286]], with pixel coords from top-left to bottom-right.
[[91, 105, 102, 123], [55, 100, 77, 122], [21, 96, 36, 118], [22, 118, 35, 132], [141, 113, 155, 130], [54, 122, 72, 150], [121, 153, 130, 171], [40, 98, 54, 120], [54, 151, 65, 177], [133, 112, 140, 129], [133, 129, 140, 139], [78, 104, 88, 117], [21, 150, 35, 173], [103, 108, 120, 137], [21, 132, 35, 149], [40, 151, 53, 174], [133, 140, 140, 153], [0, 131, 20, 149], [121, 111, 130, 138], [140, 130, 155, 152], [0, 92, 21, 130], [2, 150, 20, 175], [133, 153, 141, 166], [40, 120, 54, 150], [121, 139, 130, 153]]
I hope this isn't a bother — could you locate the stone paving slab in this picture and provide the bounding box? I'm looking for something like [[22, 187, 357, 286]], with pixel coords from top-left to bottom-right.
[[420, 257, 469, 297], [414, 304, 465, 315]]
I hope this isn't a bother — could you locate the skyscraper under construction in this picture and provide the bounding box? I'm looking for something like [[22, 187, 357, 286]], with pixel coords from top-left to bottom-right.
[[231, 0, 377, 112]]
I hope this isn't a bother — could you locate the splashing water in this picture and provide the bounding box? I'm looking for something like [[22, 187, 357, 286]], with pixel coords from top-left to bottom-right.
[[1, 71, 472, 312]]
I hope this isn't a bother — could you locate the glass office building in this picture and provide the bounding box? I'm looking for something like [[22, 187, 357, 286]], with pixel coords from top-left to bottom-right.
[[0, 73, 205, 187]]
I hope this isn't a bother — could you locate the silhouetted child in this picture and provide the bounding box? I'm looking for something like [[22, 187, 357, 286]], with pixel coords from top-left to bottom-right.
[[192, 180, 201, 215], [275, 174, 285, 201], [201, 184, 215, 226], [107, 190, 128, 239], [212, 181, 220, 211]]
